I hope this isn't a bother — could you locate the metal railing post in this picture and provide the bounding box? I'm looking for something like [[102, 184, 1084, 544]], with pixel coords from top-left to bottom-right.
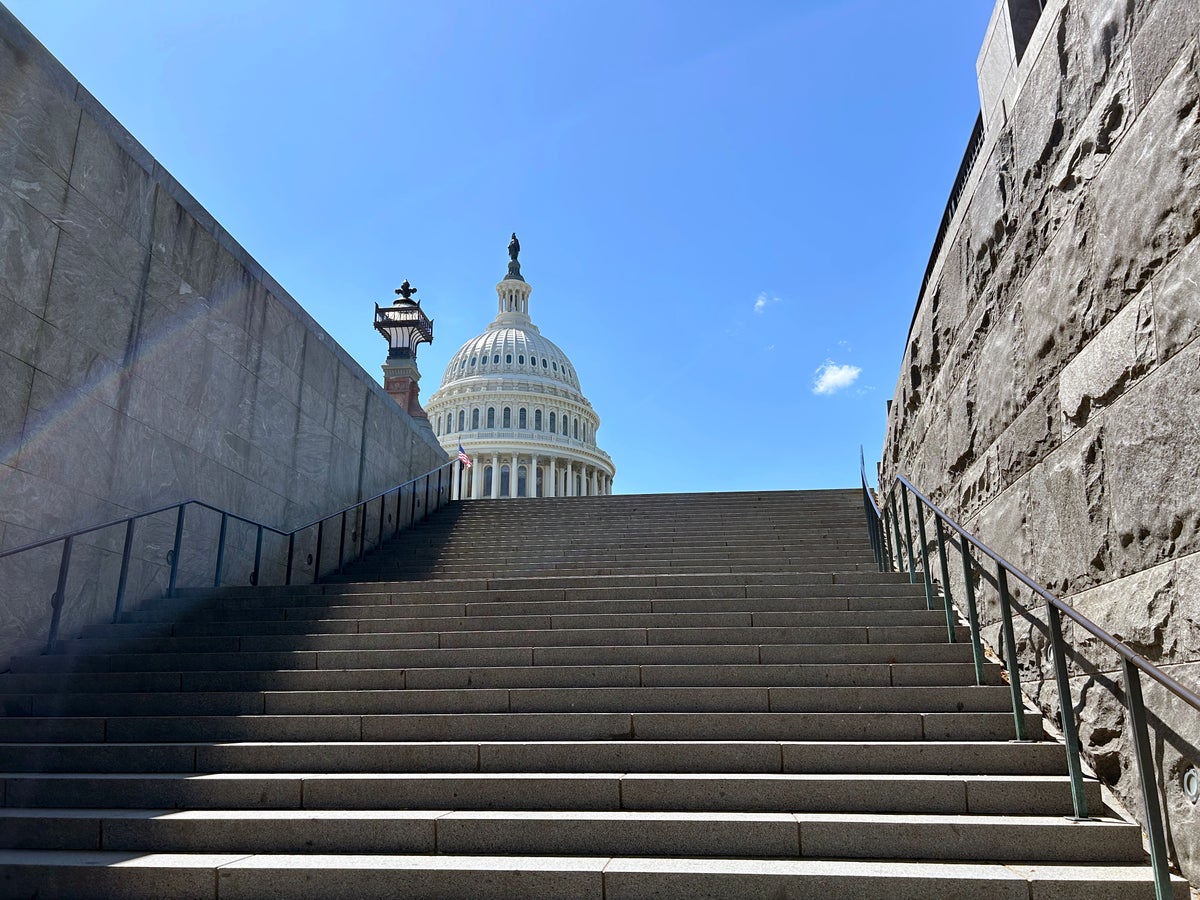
[[888, 493, 904, 573], [933, 517, 956, 643], [882, 503, 896, 573], [377, 495, 386, 551], [45, 536, 73, 653], [337, 511, 347, 574], [313, 521, 324, 585], [167, 505, 186, 598], [252, 525, 264, 585], [914, 500, 935, 611], [995, 566, 1029, 741], [423, 474, 430, 520], [357, 503, 367, 563], [214, 513, 228, 588], [112, 518, 136, 624], [285, 533, 295, 586], [899, 489, 917, 584], [958, 542, 987, 685], [1047, 604, 1090, 820], [394, 488, 403, 538], [1121, 658, 1173, 900]]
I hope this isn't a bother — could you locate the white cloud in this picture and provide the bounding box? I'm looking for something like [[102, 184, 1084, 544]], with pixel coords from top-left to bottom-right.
[[812, 360, 862, 395], [753, 292, 780, 314]]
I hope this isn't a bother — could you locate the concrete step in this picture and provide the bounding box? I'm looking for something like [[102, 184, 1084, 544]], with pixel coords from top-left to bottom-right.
[[0, 808, 1144, 862], [119, 595, 935, 628], [86, 608, 953, 640], [0, 661, 1003, 694], [0, 685, 1018, 716], [0, 772, 1098, 815], [0, 851, 1184, 900], [0, 710, 1042, 743], [0, 740, 1070, 775], [49, 623, 972, 655], [11, 641, 989, 674]]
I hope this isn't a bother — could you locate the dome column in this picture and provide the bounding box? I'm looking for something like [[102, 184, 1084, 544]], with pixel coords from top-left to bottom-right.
[[566, 461, 574, 497], [591, 468, 599, 496], [531, 454, 540, 498], [549, 458, 557, 498], [451, 460, 461, 501], [472, 456, 483, 499], [510, 453, 518, 498], [491, 453, 500, 499]]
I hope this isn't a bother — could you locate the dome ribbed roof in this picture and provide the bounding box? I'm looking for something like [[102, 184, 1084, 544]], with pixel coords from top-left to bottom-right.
[[439, 324, 582, 391]]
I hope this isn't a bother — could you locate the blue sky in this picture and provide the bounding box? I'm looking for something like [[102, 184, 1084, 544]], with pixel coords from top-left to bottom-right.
[[6, 1, 994, 495]]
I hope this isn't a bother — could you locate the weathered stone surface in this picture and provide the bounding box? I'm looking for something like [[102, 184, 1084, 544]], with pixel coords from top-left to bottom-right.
[[1103, 338, 1200, 578], [1131, 0, 1200, 111], [1057, 289, 1155, 436], [882, 0, 1200, 887], [1151, 236, 1200, 365]]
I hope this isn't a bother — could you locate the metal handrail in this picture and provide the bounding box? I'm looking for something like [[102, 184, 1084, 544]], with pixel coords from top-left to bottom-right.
[[861, 465, 1199, 900], [2, 459, 455, 654]]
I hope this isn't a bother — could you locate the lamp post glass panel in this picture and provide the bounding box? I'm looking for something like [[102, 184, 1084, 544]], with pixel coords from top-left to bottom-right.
[[375, 280, 433, 360]]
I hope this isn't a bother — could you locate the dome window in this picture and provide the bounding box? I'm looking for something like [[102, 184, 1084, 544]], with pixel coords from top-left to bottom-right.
[[458, 410, 466, 431], [552, 362, 557, 371], [503, 407, 512, 428], [542, 358, 548, 368], [549, 411, 556, 433], [534, 409, 542, 431], [445, 413, 452, 433], [506, 354, 512, 364], [573, 418, 579, 440], [562, 416, 569, 436], [470, 357, 476, 366], [494, 354, 500, 364], [487, 407, 495, 428], [471, 409, 480, 429], [518, 355, 525, 364], [519, 408, 527, 429]]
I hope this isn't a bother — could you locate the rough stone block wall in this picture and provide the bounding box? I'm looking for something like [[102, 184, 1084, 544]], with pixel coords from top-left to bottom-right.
[[0, 7, 446, 668], [882, 0, 1200, 884]]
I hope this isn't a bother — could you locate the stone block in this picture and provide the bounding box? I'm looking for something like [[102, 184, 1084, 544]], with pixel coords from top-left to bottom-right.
[[0, 352, 34, 454], [0, 117, 70, 223], [0, 23, 80, 180], [0, 290, 45, 366], [68, 110, 156, 248], [997, 382, 1060, 489], [0, 182, 59, 319], [1058, 288, 1155, 435], [1131, 0, 1200, 112], [1103, 337, 1200, 577], [1024, 426, 1110, 595], [149, 182, 219, 298], [1151, 235, 1200, 365], [1092, 45, 1200, 301]]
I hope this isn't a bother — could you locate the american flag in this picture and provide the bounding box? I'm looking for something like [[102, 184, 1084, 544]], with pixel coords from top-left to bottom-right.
[[457, 445, 472, 468]]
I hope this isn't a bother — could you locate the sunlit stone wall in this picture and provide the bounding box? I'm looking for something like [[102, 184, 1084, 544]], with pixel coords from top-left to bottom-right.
[[0, 6, 446, 667], [882, 0, 1200, 883]]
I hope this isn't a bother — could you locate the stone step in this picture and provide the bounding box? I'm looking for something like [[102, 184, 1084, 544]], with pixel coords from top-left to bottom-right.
[[0, 685, 1017, 717], [89, 607, 951, 639], [0, 740, 1068, 775], [171, 570, 917, 600], [51, 624, 972, 655], [0, 808, 1144, 862], [122, 594, 934, 626], [0, 851, 1183, 900], [0, 710, 1042, 743], [0, 661, 1003, 694], [12, 641, 987, 674], [0, 772, 1098, 815]]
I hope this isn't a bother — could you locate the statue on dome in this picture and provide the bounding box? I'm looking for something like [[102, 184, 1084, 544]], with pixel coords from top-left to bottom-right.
[[508, 232, 520, 261]]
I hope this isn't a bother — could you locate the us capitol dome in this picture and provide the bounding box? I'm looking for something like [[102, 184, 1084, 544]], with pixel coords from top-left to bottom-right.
[[425, 234, 615, 499]]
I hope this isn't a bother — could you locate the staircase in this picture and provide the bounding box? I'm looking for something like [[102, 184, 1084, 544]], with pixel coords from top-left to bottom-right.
[[0, 489, 1183, 898]]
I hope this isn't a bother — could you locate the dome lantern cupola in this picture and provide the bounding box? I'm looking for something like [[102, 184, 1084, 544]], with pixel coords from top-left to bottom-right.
[[495, 232, 533, 324]]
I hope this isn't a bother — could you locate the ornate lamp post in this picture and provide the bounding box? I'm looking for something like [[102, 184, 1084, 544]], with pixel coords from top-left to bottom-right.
[[374, 280, 434, 420]]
